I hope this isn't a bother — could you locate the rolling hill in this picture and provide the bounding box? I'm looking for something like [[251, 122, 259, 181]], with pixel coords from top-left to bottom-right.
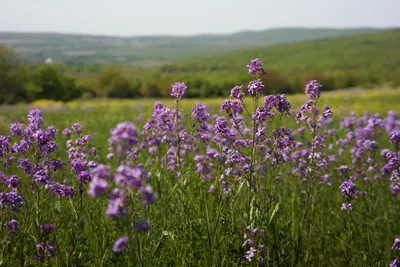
[[0, 27, 377, 66], [113, 29, 400, 97]]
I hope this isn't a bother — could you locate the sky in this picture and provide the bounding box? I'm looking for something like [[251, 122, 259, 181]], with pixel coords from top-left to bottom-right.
[[0, 0, 399, 36]]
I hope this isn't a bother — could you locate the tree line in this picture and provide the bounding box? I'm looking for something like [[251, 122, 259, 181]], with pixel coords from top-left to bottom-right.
[[1, 43, 399, 104]]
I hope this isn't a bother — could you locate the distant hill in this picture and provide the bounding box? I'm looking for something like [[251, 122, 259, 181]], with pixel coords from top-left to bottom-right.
[[0, 28, 377, 66], [156, 29, 400, 75], [124, 29, 400, 97]]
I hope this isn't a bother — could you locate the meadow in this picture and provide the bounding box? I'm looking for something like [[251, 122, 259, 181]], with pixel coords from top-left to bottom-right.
[[0, 59, 400, 266]]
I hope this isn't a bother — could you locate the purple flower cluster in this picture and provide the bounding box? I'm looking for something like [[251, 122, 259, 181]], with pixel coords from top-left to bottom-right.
[[40, 224, 55, 234], [242, 226, 266, 263], [64, 124, 98, 185], [5, 219, 19, 232], [390, 237, 400, 267], [0, 189, 25, 211], [247, 80, 264, 96], [113, 236, 128, 253], [246, 58, 266, 76], [340, 180, 358, 199], [230, 85, 245, 99], [171, 81, 187, 100], [108, 121, 139, 161], [89, 120, 156, 225], [34, 242, 56, 261]]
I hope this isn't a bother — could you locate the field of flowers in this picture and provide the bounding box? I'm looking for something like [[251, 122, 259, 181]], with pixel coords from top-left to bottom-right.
[[0, 59, 400, 266]]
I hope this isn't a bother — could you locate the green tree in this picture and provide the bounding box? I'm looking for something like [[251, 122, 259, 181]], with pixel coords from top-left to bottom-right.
[[97, 70, 137, 98], [30, 64, 81, 101], [0, 45, 27, 104]]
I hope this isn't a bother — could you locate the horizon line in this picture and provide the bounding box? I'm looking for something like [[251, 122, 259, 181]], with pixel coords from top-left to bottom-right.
[[0, 26, 394, 39]]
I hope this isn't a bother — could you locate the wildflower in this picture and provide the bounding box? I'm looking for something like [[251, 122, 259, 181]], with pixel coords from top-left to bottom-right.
[[391, 258, 400, 267], [220, 100, 243, 114], [10, 122, 24, 136], [215, 117, 229, 135], [192, 102, 210, 123], [71, 123, 83, 134], [341, 203, 354, 211], [0, 135, 11, 157], [392, 237, 400, 251], [171, 81, 187, 99], [7, 175, 21, 188], [246, 58, 266, 75], [34, 243, 56, 261], [106, 189, 127, 217], [6, 219, 19, 232], [0, 189, 25, 210], [113, 236, 128, 252], [49, 183, 76, 198], [230, 85, 245, 99], [247, 80, 264, 95], [245, 247, 256, 261], [62, 128, 73, 136], [88, 176, 108, 197], [40, 224, 55, 234], [390, 130, 400, 144], [27, 109, 43, 131], [133, 220, 151, 232], [141, 185, 155, 205], [339, 165, 350, 174], [253, 107, 269, 122], [305, 80, 321, 100], [340, 180, 357, 199]]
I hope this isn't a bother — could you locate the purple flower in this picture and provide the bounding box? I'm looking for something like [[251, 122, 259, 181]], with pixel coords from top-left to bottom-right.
[[245, 247, 257, 262], [340, 180, 358, 199], [10, 122, 24, 136], [71, 123, 83, 134], [34, 169, 51, 184], [133, 220, 151, 232], [253, 107, 269, 122], [246, 58, 266, 75], [113, 236, 128, 252], [230, 85, 245, 99], [392, 237, 400, 251], [391, 258, 400, 267], [273, 94, 292, 114], [171, 81, 187, 99], [92, 164, 112, 179], [27, 109, 43, 131], [305, 80, 321, 100], [115, 165, 146, 189], [106, 189, 127, 217], [247, 80, 264, 95], [34, 243, 56, 261], [141, 185, 155, 205], [341, 203, 354, 211], [40, 224, 55, 234], [0, 135, 10, 157], [5, 219, 19, 232], [192, 102, 210, 124], [390, 130, 400, 144], [49, 183, 76, 198], [62, 128, 73, 136], [339, 165, 350, 174], [0, 189, 25, 210], [88, 176, 108, 197], [215, 117, 229, 135], [220, 100, 243, 114], [7, 175, 21, 188]]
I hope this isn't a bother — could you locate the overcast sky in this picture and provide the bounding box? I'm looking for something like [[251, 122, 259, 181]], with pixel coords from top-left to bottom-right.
[[0, 0, 399, 36]]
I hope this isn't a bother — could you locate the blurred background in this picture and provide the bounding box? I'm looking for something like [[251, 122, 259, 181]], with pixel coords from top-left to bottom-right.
[[0, 0, 399, 103]]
